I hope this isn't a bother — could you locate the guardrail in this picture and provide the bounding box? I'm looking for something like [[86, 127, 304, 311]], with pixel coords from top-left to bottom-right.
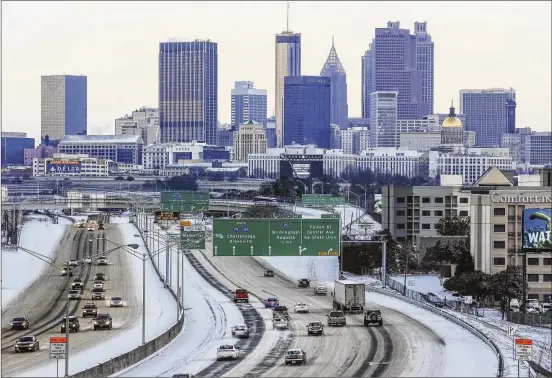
[[71, 221, 184, 378], [368, 284, 504, 377]]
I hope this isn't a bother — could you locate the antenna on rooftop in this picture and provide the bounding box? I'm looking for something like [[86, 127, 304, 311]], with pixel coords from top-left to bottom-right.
[[286, 2, 290, 32]]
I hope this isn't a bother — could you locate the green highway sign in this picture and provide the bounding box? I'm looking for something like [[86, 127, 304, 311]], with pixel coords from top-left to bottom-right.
[[302, 194, 345, 207], [321, 213, 340, 219], [160, 191, 210, 212], [213, 218, 340, 257], [181, 226, 206, 249]]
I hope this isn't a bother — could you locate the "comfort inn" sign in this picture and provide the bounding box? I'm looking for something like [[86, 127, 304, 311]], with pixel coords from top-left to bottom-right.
[[490, 193, 552, 204]]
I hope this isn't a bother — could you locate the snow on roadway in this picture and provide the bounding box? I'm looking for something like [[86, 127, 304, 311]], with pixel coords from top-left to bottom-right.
[[17, 217, 178, 378], [366, 291, 499, 377], [112, 225, 244, 377], [387, 274, 552, 373], [259, 204, 500, 377], [2, 214, 70, 308], [348, 274, 552, 376]]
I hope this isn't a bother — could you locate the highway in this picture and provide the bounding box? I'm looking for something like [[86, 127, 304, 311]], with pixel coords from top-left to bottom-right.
[[1, 217, 139, 376], [189, 246, 447, 377]]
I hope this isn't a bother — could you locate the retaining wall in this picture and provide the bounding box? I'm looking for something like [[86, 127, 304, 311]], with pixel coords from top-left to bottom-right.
[[70, 220, 184, 378]]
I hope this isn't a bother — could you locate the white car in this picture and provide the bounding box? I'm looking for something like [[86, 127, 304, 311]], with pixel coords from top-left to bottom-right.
[[93, 282, 104, 289], [110, 297, 123, 307], [68, 290, 81, 300], [84, 257, 92, 264], [97, 257, 108, 266], [273, 318, 289, 329], [294, 302, 310, 313], [68, 259, 78, 266], [216, 344, 240, 361], [231, 324, 249, 338]]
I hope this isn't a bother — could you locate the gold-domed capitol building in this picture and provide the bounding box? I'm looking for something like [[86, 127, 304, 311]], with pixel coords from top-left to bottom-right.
[[441, 100, 464, 144]]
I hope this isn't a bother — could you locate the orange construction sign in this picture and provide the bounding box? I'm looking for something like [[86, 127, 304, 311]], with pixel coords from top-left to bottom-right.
[[50, 337, 67, 343], [515, 338, 532, 345]]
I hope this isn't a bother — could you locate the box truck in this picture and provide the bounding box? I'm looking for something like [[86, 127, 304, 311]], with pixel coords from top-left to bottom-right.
[[332, 280, 365, 314]]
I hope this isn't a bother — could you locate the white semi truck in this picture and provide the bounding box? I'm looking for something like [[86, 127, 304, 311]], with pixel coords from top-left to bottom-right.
[[332, 280, 366, 314]]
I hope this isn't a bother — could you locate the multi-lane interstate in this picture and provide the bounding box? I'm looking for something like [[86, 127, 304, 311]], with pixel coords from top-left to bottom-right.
[[1, 216, 139, 377], [185, 245, 449, 377]]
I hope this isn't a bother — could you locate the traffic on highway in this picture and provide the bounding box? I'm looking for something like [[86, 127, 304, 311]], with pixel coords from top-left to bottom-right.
[[0, 196, 505, 378]]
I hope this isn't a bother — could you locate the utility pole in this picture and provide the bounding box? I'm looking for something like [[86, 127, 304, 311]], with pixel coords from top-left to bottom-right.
[[521, 252, 527, 314]]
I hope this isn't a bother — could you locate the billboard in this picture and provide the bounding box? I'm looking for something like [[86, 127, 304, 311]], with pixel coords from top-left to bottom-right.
[[522, 209, 552, 251], [279, 154, 324, 179], [46, 161, 81, 174]]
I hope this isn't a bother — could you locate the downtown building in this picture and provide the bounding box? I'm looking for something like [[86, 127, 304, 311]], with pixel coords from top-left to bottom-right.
[[115, 107, 159, 145], [159, 40, 218, 145], [1, 132, 35, 167], [41, 75, 87, 145], [500, 128, 552, 166], [320, 37, 348, 128], [369, 91, 398, 148], [362, 21, 432, 121], [248, 146, 422, 179], [283, 76, 331, 148], [275, 30, 301, 147], [459, 88, 516, 147], [231, 81, 267, 128], [382, 168, 552, 302]]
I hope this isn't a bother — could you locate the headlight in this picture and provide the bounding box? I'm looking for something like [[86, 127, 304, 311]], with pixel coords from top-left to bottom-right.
[[106, 321, 111, 324], [94, 321, 99, 324]]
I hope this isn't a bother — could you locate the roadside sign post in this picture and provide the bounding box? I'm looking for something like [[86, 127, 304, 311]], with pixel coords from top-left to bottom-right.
[[509, 325, 519, 359], [514, 337, 533, 377], [49, 336, 67, 377]]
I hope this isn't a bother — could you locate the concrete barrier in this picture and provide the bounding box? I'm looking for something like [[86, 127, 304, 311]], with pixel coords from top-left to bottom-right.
[[368, 286, 504, 377], [71, 221, 184, 378]]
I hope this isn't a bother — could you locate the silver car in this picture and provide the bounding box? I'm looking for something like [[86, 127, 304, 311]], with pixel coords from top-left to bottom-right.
[[313, 285, 327, 296], [68, 290, 81, 300]]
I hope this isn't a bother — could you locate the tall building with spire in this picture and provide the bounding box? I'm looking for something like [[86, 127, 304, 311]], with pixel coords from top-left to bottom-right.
[[275, 2, 301, 147], [320, 36, 348, 128]]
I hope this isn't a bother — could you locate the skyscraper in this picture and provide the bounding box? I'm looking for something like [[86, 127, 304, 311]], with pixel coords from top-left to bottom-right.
[[284, 76, 331, 148], [231, 81, 267, 128], [459, 88, 516, 147], [369, 91, 398, 148], [159, 40, 218, 144], [275, 5, 301, 147], [414, 22, 434, 115], [362, 21, 431, 120], [320, 36, 348, 128], [41, 75, 87, 145]]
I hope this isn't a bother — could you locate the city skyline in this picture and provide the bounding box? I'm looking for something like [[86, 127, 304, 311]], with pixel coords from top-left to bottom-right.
[[2, 1, 551, 143]]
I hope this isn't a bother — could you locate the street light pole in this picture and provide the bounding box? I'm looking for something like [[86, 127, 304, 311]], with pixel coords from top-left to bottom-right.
[[176, 248, 180, 318], [142, 252, 146, 345], [64, 261, 70, 377]]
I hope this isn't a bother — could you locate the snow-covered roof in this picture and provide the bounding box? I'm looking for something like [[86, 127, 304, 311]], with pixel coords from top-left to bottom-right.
[[206, 167, 241, 172], [59, 135, 143, 144]]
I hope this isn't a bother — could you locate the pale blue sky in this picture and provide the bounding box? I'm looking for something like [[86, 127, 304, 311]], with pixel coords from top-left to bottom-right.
[[2, 1, 550, 142]]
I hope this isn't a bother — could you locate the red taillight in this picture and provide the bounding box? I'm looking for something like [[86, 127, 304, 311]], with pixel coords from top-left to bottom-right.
[[232, 349, 236, 352]]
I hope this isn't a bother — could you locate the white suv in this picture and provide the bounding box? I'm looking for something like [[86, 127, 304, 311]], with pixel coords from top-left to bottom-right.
[[216, 344, 239, 361], [97, 257, 108, 266]]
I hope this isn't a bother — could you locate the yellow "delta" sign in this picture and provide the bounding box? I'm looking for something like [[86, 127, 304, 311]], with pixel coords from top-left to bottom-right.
[[180, 220, 192, 227]]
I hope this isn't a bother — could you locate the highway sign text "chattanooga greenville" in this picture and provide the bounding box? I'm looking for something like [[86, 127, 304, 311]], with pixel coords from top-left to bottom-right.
[[490, 193, 552, 204]]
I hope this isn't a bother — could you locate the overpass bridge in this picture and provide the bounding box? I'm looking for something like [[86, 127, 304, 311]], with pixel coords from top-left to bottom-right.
[[1, 198, 258, 212]]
